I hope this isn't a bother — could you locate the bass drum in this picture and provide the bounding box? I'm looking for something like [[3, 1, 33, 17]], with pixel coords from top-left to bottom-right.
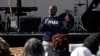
[[58, 13, 75, 31]]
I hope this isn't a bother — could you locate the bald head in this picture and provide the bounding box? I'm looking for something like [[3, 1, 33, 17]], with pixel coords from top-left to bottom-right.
[[49, 5, 57, 16]]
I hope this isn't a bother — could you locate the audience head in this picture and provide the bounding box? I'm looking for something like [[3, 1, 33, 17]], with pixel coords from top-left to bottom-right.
[[23, 38, 44, 56], [52, 34, 69, 52], [49, 5, 57, 16], [0, 37, 10, 56], [83, 33, 99, 55]]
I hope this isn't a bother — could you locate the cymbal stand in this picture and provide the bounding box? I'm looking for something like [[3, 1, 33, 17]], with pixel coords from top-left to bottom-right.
[[2, 10, 8, 33], [74, 14, 87, 31], [72, 5, 87, 32]]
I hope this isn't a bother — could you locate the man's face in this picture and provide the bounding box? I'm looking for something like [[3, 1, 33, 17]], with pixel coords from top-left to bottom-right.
[[49, 6, 57, 16]]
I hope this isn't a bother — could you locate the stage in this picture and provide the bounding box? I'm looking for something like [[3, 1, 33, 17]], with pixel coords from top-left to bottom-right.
[[0, 32, 99, 47]]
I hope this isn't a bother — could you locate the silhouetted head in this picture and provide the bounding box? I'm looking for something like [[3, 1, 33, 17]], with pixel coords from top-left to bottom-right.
[[49, 5, 57, 16], [83, 33, 99, 55], [0, 37, 10, 56], [52, 34, 69, 51], [23, 38, 44, 56]]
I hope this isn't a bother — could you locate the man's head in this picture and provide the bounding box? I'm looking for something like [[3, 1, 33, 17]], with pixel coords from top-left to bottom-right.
[[49, 5, 57, 16]]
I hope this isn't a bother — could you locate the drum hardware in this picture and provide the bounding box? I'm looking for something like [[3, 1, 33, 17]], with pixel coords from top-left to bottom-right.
[[75, 1, 85, 7], [71, 1, 87, 32], [92, 7, 100, 11], [72, 18, 88, 32], [5, 15, 8, 32], [72, 13, 88, 32]]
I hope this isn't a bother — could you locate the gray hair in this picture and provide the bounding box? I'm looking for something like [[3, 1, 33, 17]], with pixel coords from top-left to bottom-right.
[[23, 38, 44, 56]]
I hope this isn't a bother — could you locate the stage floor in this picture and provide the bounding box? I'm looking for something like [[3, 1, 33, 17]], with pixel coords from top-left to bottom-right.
[[0, 32, 99, 47]]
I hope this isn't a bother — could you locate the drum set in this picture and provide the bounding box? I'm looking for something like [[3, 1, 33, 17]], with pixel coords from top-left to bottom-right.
[[59, 0, 88, 32]]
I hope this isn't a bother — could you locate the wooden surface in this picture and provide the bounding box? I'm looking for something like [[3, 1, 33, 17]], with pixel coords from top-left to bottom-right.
[[10, 47, 23, 56]]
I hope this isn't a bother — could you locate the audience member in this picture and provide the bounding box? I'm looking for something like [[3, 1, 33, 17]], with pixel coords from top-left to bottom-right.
[[22, 38, 44, 56], [0, 37, 11, 56], [70, 33, 99, 56], [97, 46, 100, 56], [95, 34, 100, 56], [45, 34, 69, 56]]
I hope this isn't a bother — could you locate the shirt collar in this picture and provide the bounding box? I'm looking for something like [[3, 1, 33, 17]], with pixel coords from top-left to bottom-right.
[[49, 15, 57, 17]]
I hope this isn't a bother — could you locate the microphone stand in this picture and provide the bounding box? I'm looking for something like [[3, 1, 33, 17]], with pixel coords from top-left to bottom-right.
[[86, 0, 88, 10], [17, 0, 22, 29]]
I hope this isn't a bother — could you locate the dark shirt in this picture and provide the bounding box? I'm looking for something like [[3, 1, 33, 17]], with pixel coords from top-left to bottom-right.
[[38, 16, 68, 41]]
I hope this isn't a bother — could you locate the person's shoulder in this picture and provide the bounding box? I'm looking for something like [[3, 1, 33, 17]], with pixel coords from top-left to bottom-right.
[[71, 47, 92, 56], [74, 47, 88, 50], [71, 47, 89, 53]]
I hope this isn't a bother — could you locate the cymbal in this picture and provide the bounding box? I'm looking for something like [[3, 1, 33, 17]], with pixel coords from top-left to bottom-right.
[[75, 3, 85, 7]]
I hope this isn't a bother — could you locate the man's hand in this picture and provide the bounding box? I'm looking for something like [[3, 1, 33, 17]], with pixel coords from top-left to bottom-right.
[[44, 18, 49, 24], [65, 14, 69, 22]]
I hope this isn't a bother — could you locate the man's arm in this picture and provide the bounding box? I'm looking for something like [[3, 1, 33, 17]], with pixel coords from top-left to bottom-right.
[[38, 17, 50, 32]]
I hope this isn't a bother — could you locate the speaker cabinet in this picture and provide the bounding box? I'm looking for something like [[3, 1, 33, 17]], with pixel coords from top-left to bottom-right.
[[19, 16, 41, 33]]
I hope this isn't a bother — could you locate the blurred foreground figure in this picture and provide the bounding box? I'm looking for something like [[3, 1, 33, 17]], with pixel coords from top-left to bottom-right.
[[0, 37, 11, 56], [23, 38, 45, 56], [45, 34, 69, 56], [70, 33, 99, 56]]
